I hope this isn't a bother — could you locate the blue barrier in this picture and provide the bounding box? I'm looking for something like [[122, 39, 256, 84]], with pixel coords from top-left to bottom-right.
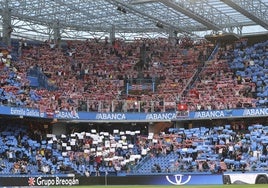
[[5, 105, 268, 121]]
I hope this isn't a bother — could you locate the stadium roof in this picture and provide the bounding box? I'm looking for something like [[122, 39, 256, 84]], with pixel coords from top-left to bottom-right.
[[1, 0, 268, 41]]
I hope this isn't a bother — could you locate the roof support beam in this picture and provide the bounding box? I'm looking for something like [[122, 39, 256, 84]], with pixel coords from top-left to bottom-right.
[[107, 0, 188, 33], [130, 0, 157, 4], [158, 0, 222, 31], [221, 0, 268, 29]]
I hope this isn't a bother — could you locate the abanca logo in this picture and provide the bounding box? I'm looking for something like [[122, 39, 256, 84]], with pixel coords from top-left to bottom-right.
[[166, 174, 191, 185]]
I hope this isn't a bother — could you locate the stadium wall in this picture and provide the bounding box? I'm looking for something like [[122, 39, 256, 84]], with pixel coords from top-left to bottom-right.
[[0, 174, 223, 186], [1, 172, 267, 186]]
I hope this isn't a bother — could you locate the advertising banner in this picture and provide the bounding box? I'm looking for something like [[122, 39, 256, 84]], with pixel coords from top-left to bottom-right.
[[2, 105, 268, 121], [0, 174, 223, 186]]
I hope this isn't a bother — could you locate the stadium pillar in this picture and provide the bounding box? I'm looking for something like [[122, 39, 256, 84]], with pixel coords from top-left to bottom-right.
[[2, 0, 12, 47], [147, 122, 155, 134], [188, 122, 192, 129], [168, 29, 177, 44], [110, 25, 115, 44], [52, 123, 67, 136], [53, 20, 61, 47], [174, 121, 188, 129]]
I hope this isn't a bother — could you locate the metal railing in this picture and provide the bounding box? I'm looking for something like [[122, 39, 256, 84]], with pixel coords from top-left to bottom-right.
[[76, 99, 178, 113]]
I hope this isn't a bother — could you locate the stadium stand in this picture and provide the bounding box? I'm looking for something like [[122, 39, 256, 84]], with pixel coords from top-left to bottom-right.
[[0, 121, 267, 176], [1, 0, 268, 186], [0, 31, 267, 179], [2, 36, 262, 113], [1, 37, 212, 113]]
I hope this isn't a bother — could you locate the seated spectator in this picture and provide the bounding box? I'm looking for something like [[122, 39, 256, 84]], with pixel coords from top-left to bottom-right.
[[151, 163, 161, 173]]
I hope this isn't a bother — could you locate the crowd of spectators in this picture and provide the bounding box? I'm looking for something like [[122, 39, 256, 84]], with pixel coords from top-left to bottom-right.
[[1, 37, 267, 114], [3, 36, 256, 114], [0, 122, 267, 176], [1, 36, 266, 114], [134, 122, 268, 174], [183, 58, 257, 111], [229, 39, 268, 107], [0, 37, 267, 178]]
